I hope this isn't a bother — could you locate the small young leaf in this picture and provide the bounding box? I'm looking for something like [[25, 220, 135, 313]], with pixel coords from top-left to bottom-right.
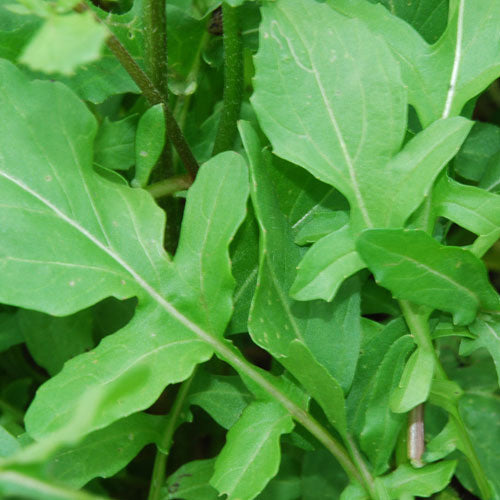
[[291, 226, 365, 302], [356, 229, 500, 325], [94, 115, 138, 172], [210, 401, 294, 500], [424, 419, 459, 463], [390, 347, 435, 413], [132, 104, 166, 188], [19, 11, 108, 75], [294, 211, 348, 246]]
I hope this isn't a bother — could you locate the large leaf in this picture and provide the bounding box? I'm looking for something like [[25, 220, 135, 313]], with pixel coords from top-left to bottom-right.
[[0, 60, 249, 439], [210, 401, 294, 500], [332, 0, 500, 126], [240, 121, 362, 392], [251, 0, 407, 231], [356, 229, 500, 325]]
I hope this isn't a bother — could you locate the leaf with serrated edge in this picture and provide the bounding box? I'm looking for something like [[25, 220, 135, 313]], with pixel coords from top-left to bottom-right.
[[210, 401, 294, 500], [356, 229, 500, 325], [0, 61, 249, 439]]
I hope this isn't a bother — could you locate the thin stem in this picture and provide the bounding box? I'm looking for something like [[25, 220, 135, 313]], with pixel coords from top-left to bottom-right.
[[399, 301, 491, 498], [407, 404, 424, 467], [345, 434, 377, 500], [146, 174, 192, 199], [212, 3, 244, 155], [147, 372, 197, 500], [143, 0, 167, 99], [78, 2, 199, 178]]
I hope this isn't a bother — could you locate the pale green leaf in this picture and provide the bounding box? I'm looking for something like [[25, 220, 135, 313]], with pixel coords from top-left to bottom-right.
[[356, 229, 500, 325], [132, 104, 166, 188], [0, 60, 249, 439], [424, 419, 459, 462], [251, 0, 406, 231], [18, 309, 93, 376], [291, 226, 365, 301], [390, 347, 435, 413], [19, 11, 108, 75], [210, 401, 294, 500], [384, 117, 472, 227], [332, 0, 500, 126], [0, 426, 21, 457], [294, 210, 348, 245], [164, 459, 218, 500], [94, 115, 138, 172]]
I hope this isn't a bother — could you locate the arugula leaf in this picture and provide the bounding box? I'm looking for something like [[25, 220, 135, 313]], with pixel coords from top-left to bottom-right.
[[332, 0, 500, 126], [210, 401, 294, 500], [165, 458, 218, 500], [19, 11, 108, 75], [0, 60, 249, 439], [461, 317, 500, 386], [356, 229, 500, 325]]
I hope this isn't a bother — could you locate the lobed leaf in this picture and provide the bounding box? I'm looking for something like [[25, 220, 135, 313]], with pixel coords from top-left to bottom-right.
[[356, 229, 500, 325], [210, 401, 294, 500]]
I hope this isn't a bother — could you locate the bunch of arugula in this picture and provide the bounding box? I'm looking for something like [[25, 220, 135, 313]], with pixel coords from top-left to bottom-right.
[[0, 0, 499, 499]]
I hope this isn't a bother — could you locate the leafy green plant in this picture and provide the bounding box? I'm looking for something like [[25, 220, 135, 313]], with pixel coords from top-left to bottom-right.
[[0, 0, 499, 499]]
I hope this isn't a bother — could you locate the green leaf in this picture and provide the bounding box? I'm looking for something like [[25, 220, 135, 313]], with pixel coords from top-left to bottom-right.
[[382, 461, 457, 498], [479, 151, 500, 194], [347, 320, 410, 434], [384, 117, 472, 227], [294, 211, 348, 245], [291, 226, 365, 302], [356, 229, 500, 325], [332, 0, 500, 126], [43, 413, 163, 488], [283, 340, 347, 437], [432, 174, 500, 237], [390, 347, 435, 413], [94, 115, 138, 172], [455, 122, 500, 182], [0, 60, 249, 439], [18, 309, 94, 376], [360, 336, 414, 473], [458, 394, 500, 499], [461, 317, 500, 386], [258, 453, 301, 500], [424, 419, 459, 462], [251, 0, 406, 231], [165, 459, 219, 500], [19, 11, 108, 75], [132, 104, 166, 188], [376, 0, 448, 43], [0, 426, 21, 458], [0, 312, 24, 353], [210, 401, 294, 500], [187, 371, 252, 429], [240, 120, 362, 392]]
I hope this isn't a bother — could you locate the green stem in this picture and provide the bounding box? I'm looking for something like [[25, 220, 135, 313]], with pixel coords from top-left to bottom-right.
[[147, 372, 197, 500], [399, 301, 491, 499], [471, 230, 500, 259], [212, 3, 244, 155], [345, 434, 377, 500], [79, 2, 199, 178], [146, 174, 192, 199]]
